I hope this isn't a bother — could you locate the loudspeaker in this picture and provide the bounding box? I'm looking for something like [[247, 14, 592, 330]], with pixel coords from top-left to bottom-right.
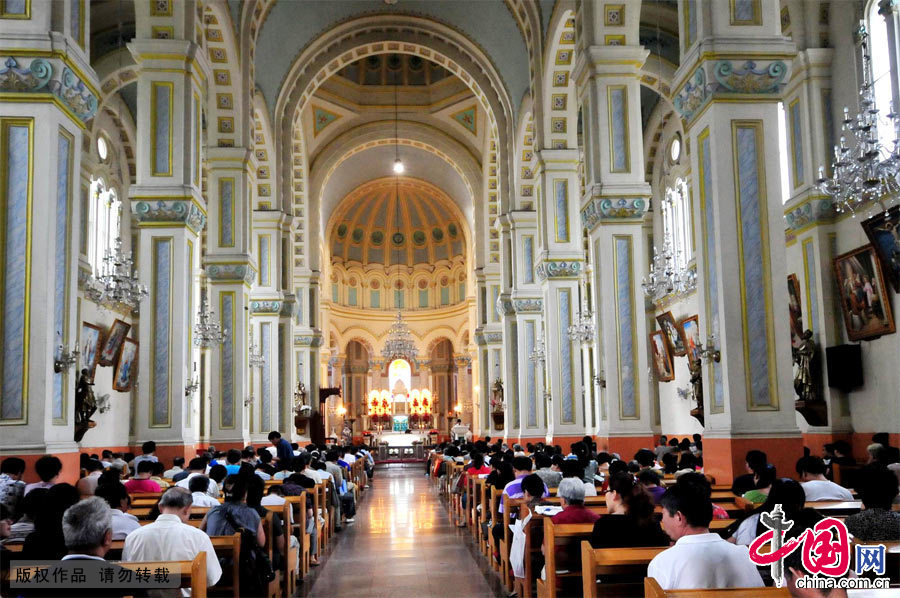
[[825, 344, 863, 392]]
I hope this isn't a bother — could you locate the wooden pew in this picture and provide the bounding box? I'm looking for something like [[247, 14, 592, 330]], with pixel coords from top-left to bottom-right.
[[311, 483, 327, 553], [643, 577, 789, 597], [580, 543, 668, 598], [128, 506, 211, 519], [832, 463, 861, 488], [264, 501, 300, 596], [261, 511, 281, 598], [535, 521, 597, 598]]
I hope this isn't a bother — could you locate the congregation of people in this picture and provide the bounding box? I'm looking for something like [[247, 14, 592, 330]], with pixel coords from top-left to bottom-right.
[[431, 432, 900, 597], [0, 431, 375, 597]]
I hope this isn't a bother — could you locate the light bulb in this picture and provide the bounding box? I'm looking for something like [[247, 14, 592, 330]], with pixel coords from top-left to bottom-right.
[[393, 158, 404, 174]]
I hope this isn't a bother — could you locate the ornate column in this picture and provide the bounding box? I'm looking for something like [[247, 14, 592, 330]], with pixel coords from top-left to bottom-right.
[[673, 0, 802, 482], [533, 148, 586, 445], [0, 1, 97, 480], [127, 1, 208, 463], [573, 7, 655, 456]]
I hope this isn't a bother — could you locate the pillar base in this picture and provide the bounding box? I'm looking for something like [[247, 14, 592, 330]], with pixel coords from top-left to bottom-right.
[[703, 435, 804, 485], [595, 435, 655, 460]]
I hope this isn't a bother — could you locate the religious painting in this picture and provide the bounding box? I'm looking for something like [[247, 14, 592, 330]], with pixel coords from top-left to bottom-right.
[[833, 244, 896, 341], [862, 206, 900, 293], [788, 273, 804, 348], [80, 322, 103, 378], [98, 319, 131, 366], [113, 338, 138, 392], [679, 315, 702, 365], [656, 310, 687, 356], [650, 330, 675, 382]]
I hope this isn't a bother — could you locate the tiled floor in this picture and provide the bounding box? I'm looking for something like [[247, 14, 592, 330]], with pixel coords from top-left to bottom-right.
[[299, 464, 506, 597]]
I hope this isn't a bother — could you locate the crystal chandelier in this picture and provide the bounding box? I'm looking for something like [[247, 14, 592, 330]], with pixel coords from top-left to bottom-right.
[[381, 311, 418, 361], [86, 236, 148, 311], [193, 297, 227, 347], [641, 235, 696, 303], [248, 329, 265, 368], [816, 23, 900, 216], [529, 331, 546, 364], [567, 280, 595, 344]]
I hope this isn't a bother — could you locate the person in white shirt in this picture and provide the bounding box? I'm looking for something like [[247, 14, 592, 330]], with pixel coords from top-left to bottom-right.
[[188, 475, 221, 508], [123, 487, 222, 589], [75, 459, 104, 498], [131, 441, 159, 471], [450, 419, 468, 441], [648, 477, 764, 590], [95, 482, 141, 540], [176, 470, 219, 498], [796, 456, 854, 501], [163, 457, 185, 479]]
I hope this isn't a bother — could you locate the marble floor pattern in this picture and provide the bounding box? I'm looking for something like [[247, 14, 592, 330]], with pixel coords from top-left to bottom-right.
[[299, 464, 506, 598]]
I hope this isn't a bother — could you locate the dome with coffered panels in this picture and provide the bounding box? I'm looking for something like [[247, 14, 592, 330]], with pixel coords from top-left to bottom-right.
[[329, 177, 467, 269]]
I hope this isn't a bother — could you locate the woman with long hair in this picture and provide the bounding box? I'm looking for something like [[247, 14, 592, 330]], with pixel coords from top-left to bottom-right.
[[730, 478, 821, 546], [591, 472, 669, 548]]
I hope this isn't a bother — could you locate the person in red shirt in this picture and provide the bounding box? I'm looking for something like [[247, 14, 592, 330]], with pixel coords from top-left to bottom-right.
[[551, 477, 600, 524], [123, 460, 162, 494]]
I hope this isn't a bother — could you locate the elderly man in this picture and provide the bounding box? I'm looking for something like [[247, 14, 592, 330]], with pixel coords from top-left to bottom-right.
[[123, 487, 222, 589], [57, 496, 148, 597]]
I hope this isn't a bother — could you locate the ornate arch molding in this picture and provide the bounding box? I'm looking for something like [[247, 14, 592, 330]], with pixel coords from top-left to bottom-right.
[[642, 91, 679, 182], [426, 336, 456, 357], [251, 90, 278, 208], [344, 337, 375, 359], [272, 16, 518, 219], [94, 48, 139, 115], [203, 1, 245, 147], [310, 120, 483, 214], [541, 3, 578, 149]]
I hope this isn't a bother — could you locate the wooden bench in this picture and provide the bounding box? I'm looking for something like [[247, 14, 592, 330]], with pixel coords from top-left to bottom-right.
[[580, 543, 668, 598], [264, 500, 301, 596], [119, 553, 209, 598], [128, 506, 211, 519], [644, 577, 789, 597], [832, 463, 861, 488], [536, 521, 601, 598]]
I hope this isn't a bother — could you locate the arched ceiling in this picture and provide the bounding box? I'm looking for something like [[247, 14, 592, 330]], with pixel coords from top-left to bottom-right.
[[321, 144, 473, 230], [253, 1, 530, 114], [329, 178, 466, 268]]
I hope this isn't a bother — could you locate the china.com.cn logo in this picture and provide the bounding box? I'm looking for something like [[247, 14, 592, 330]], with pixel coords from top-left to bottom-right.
[[747, 504, 888, 589]]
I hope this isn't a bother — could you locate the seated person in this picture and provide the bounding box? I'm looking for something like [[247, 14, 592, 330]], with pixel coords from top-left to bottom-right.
[[729, 478, 822, 547], [648, 476, 763, 590], [95, 481, 140, 540], [75, 458, 104, 498], [731, 450, 767, 497], [845, 466, 900, 541], [123, 461, 162, 494], [551, 477, 600, 524], [741, 463, 776, 504], [592, 472, 669, 548], [188, 475, 220, 507], [638, 469, 666, 505], [796, 456, 853, 501], [202, 475, 265, 547], [149, 462, 171, 490], [534, 452, 562, 489]]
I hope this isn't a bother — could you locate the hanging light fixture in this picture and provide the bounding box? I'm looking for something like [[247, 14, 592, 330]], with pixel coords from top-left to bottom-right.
[[381, 73, 417, 362], [391, 64, 404, 175], [193, 295, 228, 347], [816, 22, 900, 215], [86, 236, 149, 311]]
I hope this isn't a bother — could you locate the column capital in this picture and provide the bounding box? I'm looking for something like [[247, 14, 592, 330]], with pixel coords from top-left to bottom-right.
[[0, 53, 99, 126], [204, 257, 256, 286], [127, 38, 209, 82], [130, 195, 207, 234], [673, 51, 795, 125], [573, 44, 650, 89], [207, 146, 254, 171]]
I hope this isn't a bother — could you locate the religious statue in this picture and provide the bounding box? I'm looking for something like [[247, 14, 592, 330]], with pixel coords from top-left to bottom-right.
[[793, 329, 827, 426], [294, 380, 312, 434], [793, 329, 817, 403], [341, 422, 352, 445], [74, 368, 97, 442], [490, 378, 504, 413], [687, 358, 704, 426]]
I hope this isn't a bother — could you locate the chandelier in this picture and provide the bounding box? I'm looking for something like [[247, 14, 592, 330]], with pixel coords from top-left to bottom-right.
[[248, 329, 265, 368], [567, 279, 595, 344], [193, 297, 227, 347], [816, 23, 900, 215], [86, 237, 148, 311], [529, 331, 546, 364], [381, 311, 418, 360], [641, 235, 696, 303]]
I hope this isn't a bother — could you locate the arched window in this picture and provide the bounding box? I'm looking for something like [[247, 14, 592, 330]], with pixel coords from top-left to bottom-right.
[[869, 0, 894, 144], [87, 178, 121, 275], [661, 177, 692, 270]]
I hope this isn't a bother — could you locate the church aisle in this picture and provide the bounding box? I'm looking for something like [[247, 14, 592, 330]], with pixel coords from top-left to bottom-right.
[[299, 464, 505, 598]]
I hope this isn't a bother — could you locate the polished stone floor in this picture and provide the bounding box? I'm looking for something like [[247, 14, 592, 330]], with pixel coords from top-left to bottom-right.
[[299, 464, 505, 597]]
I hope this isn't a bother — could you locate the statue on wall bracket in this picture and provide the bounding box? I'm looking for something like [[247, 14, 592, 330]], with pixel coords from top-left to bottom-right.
[[793, 329, 827, 426], [74, 368, 97, 442]]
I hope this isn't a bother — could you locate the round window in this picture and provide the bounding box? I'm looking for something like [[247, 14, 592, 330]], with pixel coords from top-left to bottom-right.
[[669, 135, 681, 163], [97, 136, 108, 161]]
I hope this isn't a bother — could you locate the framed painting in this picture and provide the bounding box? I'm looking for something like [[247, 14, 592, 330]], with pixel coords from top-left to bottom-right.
[[80, 322, 103, 379], [113, 337, 138, 392], [98, 319, 131, 366], [832, 244, 896, 341], [787, 273, 804, 348], [650, 330, 675, 382], [862, 206, 900, 293], [656, 310, 687, 356], [679, 315, 702, 365]]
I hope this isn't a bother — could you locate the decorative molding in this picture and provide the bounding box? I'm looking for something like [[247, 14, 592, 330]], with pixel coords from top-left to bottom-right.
[[484, 332, 503, 344], [294, 334, 323, 347], [534, 259, 582, 281], [205, 263, 256, 285], [497, 297, 515, 317], [0, 57, 98, 123], [133, 200, 206, 234], [513, 298, 543, 313], [249, 300, 296, 317], [673, 60, 789, 122], [784, 198, 837, 236], [581, 197, 649, 229], [451, 104, 478, 135]]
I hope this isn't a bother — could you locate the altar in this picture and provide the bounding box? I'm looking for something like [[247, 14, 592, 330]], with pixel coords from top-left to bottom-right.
[[377, 431, 430, 447]]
